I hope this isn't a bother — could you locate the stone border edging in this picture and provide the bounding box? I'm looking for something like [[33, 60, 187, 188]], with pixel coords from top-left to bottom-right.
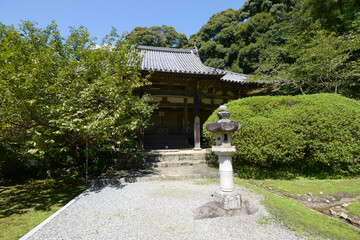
[[19, 189, 89, 240]]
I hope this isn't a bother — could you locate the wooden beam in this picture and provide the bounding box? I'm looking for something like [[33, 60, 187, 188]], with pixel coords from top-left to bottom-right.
[[144, 89, 198, 97]]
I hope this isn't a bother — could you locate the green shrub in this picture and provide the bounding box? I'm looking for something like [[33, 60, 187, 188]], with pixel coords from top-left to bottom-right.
[[203, 94, 360, 178]]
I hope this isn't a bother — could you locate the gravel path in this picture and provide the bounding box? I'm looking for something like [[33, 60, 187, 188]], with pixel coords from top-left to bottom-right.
[[29, 180, 305, 240]]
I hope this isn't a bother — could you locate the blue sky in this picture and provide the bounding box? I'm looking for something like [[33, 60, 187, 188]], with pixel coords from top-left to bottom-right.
[[1, 0, 247, 43]]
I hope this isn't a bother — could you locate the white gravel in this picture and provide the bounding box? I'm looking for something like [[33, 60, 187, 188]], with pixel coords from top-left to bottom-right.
[[29, 180, 305, 240]]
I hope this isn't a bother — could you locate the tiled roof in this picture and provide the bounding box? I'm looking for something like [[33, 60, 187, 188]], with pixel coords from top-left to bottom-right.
[[221, 71, 248, 83], [138, 46, 222, 75], [138, 45, 250, 83], [206, 67, 249, 83]]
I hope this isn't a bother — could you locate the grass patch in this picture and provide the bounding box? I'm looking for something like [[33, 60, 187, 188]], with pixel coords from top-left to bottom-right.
[[0, 178, 85, 240], [193, 179, 219, 185], [0, 207, 62, 240], [347, 200, 360, 218], [235, 179, 360, 240], [246, 177, 360, 196]]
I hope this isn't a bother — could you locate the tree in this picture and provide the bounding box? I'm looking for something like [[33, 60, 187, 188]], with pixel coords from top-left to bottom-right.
[[0, 21, 154, 181], [126, 25, 188, 48], [237, 0, 294, 21], [195, 8, 238, 42], [187, 1, 295, 73], [293, 0, 360, 33], [254, 30, 360, 98], [187, 8, 238, 69], [234, 12, 276, 73]]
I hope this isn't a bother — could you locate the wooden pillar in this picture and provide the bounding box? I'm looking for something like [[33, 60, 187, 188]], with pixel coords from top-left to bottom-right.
[[193, 92, 201, 149], [184, 98, 188, 135], [211, 97, 215, 113], [139, 88, 144, 149]]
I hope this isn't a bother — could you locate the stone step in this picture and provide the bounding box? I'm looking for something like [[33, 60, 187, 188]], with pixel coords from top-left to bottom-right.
[[143, 149, 213, 169], [146, 160, 207, 168], [146, 153, 207, 162], [144, 145, 191, 150]]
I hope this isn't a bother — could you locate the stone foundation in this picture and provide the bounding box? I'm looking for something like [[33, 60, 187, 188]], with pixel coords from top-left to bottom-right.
[[194, 190, 259, 219], [213, 190, 242, 210]]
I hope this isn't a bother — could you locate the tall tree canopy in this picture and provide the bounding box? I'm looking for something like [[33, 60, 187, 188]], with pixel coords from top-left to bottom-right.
[[186, 0, 295, 72], [0, 21, 154, 178], [253, 0, 360, 98], [294, 0, 360, 33], [126, 25, 188, 48], [183, 0, 360, 98]]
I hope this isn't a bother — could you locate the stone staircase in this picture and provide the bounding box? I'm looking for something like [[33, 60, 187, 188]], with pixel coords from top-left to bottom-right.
[[144, 149, 219, 179], [91, 149, 219, 186], [145, 149, 208, 167]]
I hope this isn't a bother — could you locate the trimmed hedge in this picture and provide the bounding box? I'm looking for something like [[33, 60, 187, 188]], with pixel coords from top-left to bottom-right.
[[203, 94, 360, 178]]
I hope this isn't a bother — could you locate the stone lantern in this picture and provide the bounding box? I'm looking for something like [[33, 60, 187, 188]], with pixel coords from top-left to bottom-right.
[[206, 105, 242, 211]]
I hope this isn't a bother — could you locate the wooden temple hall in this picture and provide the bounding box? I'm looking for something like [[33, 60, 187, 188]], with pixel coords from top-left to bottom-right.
[[137, 46, 264, 150]]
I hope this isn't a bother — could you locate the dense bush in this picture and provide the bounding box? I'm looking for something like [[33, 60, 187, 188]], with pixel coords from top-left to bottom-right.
[[0, 143, 46, 183], [203, 94, 360, 178], [0, 140, 144, 184]]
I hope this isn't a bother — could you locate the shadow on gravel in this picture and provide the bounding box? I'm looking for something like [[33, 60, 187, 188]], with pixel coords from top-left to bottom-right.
[[86, 184, 127, 194], [0, 179, 85, 218], [92, 168, 158, 186]]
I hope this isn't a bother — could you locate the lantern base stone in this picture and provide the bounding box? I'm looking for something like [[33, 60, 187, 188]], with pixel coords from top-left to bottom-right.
[[213, 190, 242, 211]]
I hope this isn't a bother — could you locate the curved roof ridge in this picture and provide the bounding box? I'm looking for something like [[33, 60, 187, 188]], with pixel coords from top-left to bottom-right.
[[138, 45, 197, 54]]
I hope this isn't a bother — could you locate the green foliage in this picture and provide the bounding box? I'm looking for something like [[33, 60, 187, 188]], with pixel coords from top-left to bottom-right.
[[237, 0, 294, 21], [186, 0, 294, 73], [251, 0, 360, 97], [294, 0, 360, 33], [204, 94, 360, 178], [184, 0, 360, 97], [232, 12, 276, 73], [235, 12, 275, 45], [196, 8, 238, 42], [0, 21, 154, 182], [255, 30, 360, 98], [0, 143, 45, 183], [126, 25, 188, 48]]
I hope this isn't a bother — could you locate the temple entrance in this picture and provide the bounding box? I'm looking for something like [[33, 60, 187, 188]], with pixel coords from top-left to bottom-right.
[[144, 108, 192, 149], [147, 108, 183, 135]]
